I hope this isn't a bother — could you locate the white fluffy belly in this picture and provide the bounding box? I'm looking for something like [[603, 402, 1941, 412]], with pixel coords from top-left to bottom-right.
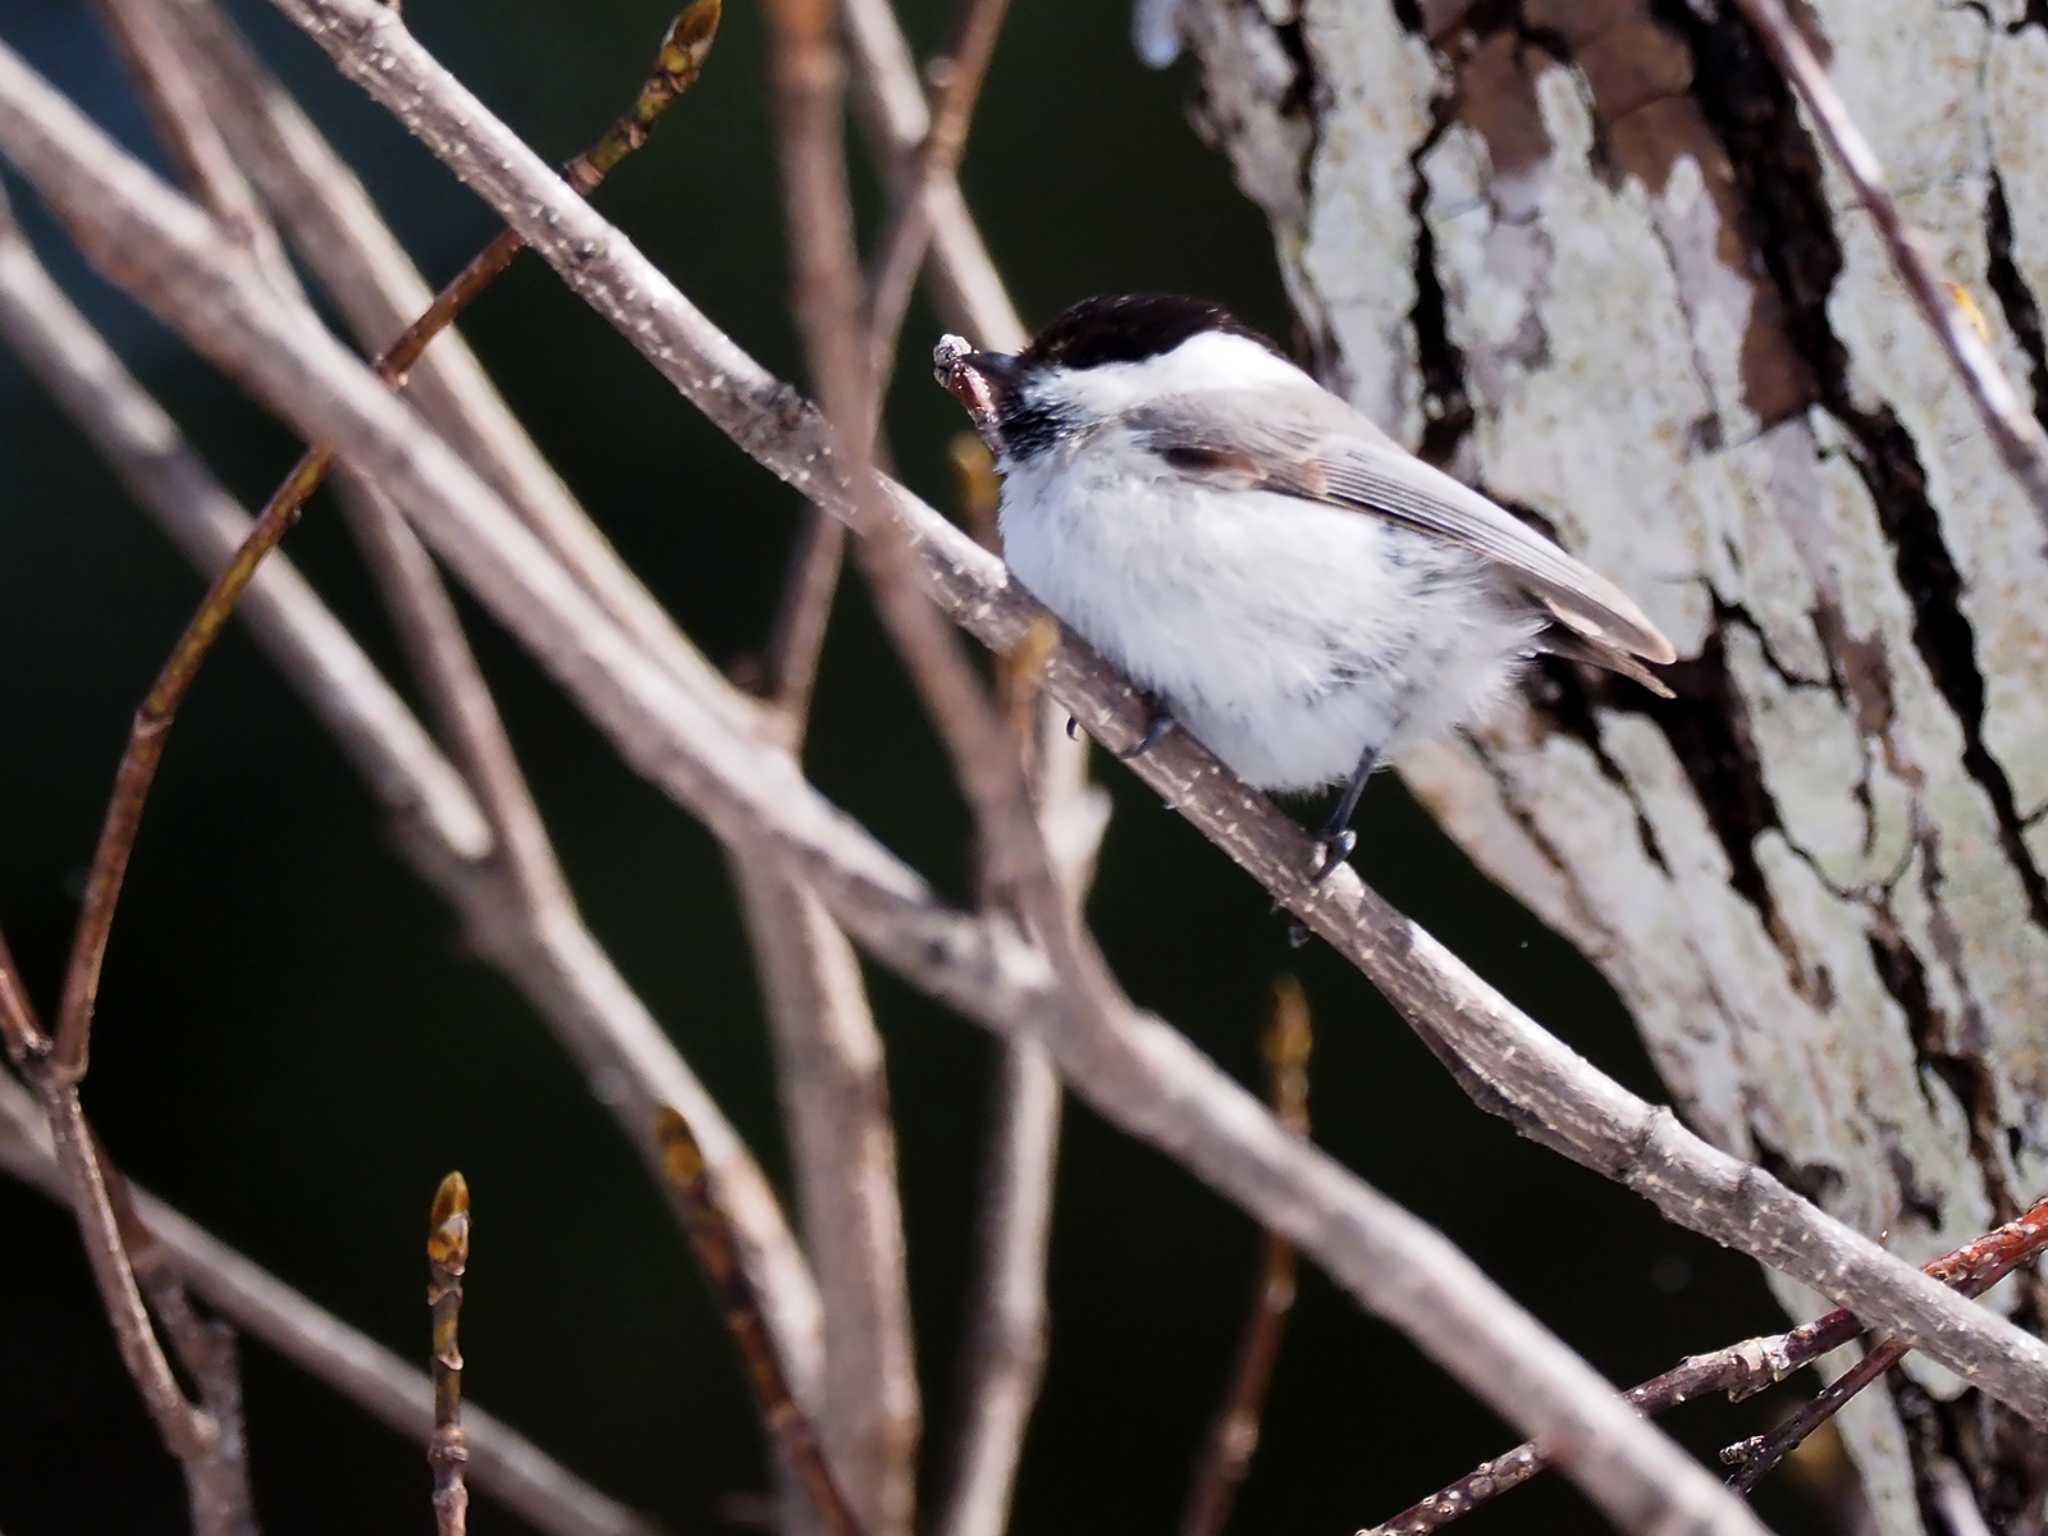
[[1000, 459, 1540, 792]]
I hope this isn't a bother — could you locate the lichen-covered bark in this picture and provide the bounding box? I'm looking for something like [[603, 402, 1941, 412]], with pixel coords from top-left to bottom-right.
[[1181, 2, 2048, 1528]]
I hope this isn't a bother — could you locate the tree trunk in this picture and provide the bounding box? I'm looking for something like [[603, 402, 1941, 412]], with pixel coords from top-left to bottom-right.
[[1178, 2, 2048, 1529]]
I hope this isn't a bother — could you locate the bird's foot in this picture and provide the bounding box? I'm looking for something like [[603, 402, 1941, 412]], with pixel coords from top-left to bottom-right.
[[1278, 827, 1359, 948], [1309, 827, 1356, 884], [1066, 695, 1174, 762]]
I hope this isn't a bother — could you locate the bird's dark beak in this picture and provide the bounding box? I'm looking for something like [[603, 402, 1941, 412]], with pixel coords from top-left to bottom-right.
[[962, 351, 1024, 394], [933, 338, 1024, 445]]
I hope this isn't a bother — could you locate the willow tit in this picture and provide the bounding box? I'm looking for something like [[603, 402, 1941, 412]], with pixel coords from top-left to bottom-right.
[[934, 294, 1675, 894]]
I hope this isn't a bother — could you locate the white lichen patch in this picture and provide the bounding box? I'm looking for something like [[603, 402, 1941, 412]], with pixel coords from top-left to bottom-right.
[[1292, 0, 1441, 437]]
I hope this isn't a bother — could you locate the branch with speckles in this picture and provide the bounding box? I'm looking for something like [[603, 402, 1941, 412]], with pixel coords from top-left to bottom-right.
[[1365, 1193, 2048, 1534]]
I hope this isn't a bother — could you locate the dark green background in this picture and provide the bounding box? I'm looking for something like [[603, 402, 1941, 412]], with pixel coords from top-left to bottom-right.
[[1, 2, 1821, 1531]]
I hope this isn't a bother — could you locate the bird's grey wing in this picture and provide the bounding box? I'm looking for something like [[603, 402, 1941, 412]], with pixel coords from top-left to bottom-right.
[[1129, 391, 1678, 665]]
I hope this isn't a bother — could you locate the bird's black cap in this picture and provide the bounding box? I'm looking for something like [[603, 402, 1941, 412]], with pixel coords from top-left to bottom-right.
[[1019, 293, 1286, 372]]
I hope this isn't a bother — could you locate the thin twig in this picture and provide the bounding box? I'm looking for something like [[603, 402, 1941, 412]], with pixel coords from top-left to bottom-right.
[[93, 0, 298, 297], [166, 0, 754, 728], [1182, 976, 1312, 1536], [841, 0, 1028, 349], [655, 1107, 868, 1536], [0, 1077, 664, 1536], [1719, 1195, 2048, 1492], [0, 110, 823, 1412], [44, 0, 720, 1084], [1728, 0, 2048, 527], [861, 0, 1013, 390], [0, 923, 47, 1064], [928, 444, 1069, 1536], [1367, 1193, 2048, 1533], [428, 1173, 472, 1536], [44, 1086, 219, 1465], [753, 12, 944, 1529], [96, 1137, 258, 1536]]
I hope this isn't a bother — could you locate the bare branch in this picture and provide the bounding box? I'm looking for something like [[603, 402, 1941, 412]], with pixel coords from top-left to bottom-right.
[[841, 0, 1028, 350], [0, 916, 48, 1066], [1181, 976, 1311, 1536], [928, 1042, 1059, 1536], [0, 168, 822, 1410], [427, 1173, 472, 1536], [47, 1092, 213, 1462], [1369, 1193, 2048, 1533], [861, 0, 1013, 386], [165, 0, 758, 722], [227, 0, 2048, 1430], [928, 455, 1073, 1536], [0, 1077, 666, 1536], [94, 0, 298, 297], [1729, 0, 2048, 525], [656, 1108, 868, 1536], [96, 1147, 258, 1536], [730, 857, 918, 1533]]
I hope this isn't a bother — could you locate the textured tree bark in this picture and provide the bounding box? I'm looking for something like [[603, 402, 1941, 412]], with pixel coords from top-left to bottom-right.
[[1178, 2, 2048, 1530]]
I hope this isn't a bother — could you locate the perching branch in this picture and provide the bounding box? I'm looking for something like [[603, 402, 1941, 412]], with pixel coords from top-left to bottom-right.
[[1728, 0, 2048, 527], [1181, 976, 1311, 1536], [218, 0, 2048, 1432], [427, 1173, 472, 1536], [0, 1076, 664, 1536], [1367, 1193, 2048, 1534]]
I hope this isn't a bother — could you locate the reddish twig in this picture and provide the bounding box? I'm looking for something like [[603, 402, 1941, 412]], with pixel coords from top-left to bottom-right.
[[1181, 975, 1312, 1536], [426, 1172, 472, 1536], [1364, 1194, 2048, 1533], [46, 0, 720, 1085], [1722, 1194, 2048, 1493], [1728, 0, 2048, 528], [0, 924, 46, 1065], [656, 1107, 868, 1536], [2, 910, 246, 1532]]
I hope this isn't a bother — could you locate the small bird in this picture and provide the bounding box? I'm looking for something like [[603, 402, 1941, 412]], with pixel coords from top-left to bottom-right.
[[934, 293, 1675, 895]]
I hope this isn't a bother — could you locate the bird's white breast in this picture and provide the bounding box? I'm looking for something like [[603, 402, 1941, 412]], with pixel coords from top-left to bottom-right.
[[998, 426, 1540, 792]]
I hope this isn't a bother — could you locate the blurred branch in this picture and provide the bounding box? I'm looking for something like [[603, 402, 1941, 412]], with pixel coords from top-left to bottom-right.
[[928, 441, 1073, 1536], [1727, 0, 2048, 526], [166, 0, 760, 720], [97, 1147, 257, 1536], [656, 1108, 868, 1536], [0, 164, 823, 1411], [427, 1173, 472, 1536], [233, 0, 2048, 1435], [0, 27, 1968, 1534], [0, 1076, 666, 1536], [94, 0, 298, 297], [841, 0, 1027, 349], [1181, 976, 1311, 1536], [861, 0, 1013, 388], [727, 857, 915, 1535], [1369, 1193, 2048, 1533]]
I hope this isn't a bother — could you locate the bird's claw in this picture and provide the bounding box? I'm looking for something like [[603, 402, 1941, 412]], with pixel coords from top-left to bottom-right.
[[1114, 711, 1174, 762], [1309, 828, 1356, 884]]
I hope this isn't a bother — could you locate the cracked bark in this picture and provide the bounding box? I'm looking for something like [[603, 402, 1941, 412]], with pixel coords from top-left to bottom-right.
[[1179, 1, 2048, 1530]]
